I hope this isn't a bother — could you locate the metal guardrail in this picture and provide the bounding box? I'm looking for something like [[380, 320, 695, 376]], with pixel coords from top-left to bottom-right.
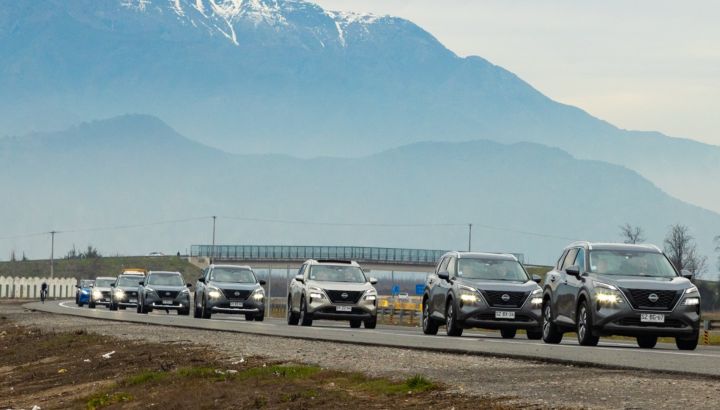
[[266, 296, 423, 325]]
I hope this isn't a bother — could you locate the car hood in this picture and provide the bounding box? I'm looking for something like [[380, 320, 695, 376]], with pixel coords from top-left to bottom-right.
[[93, 286, 111, 292], [459, 279, 540, 293], [116, 285, 141, 291], [592, 275, 692, 290], [207, 281, 260, 291], [308, 281, 374, 292], [148, 285, 187, 292]]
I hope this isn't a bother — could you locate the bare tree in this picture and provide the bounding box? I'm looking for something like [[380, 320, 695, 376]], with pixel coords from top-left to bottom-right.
[[664, 224, 707, 276], [619, 223, 645, 244]]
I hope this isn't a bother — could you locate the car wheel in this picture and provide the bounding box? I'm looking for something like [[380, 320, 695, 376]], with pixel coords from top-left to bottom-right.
[[109, 303, 118, 311], [350, 319, 362, 328], [422, 299, 439, 335], [287, 297, 300, 325], [364, 316, 377, 329], [542, 302, 563, 344], [445, 299, 463, 337], [178, 309, 190, 316], [676, 333, 699, 350], [526, 329, 543, 340], [254, 313, 265, 322], [201, 297, 212, 319], [245, 314, 255, 321], [576, 300, 599, 346], [299, 297, 313, 327], [193, 294, 202, 318], [88, 302, 95, 309], [500, 328, 517, 339], [637, 335, 658, 349], [119, 306, 126, 310]]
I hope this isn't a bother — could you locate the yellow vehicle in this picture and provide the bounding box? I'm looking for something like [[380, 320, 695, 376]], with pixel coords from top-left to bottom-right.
[[121, 268, 147, 277]]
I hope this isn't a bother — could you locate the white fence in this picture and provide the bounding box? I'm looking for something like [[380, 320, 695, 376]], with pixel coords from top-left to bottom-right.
[[0, 276, 77, 299]]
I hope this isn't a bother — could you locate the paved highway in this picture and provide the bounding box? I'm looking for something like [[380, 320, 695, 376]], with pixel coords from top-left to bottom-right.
[[27, 300, 720, 377]]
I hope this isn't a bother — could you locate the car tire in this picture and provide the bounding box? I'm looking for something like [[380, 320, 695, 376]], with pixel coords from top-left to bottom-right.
[[88, 302, 95, 309], [299, 297, 313, 327], [245, 314, 255, 321], [201, 298, 212, 319], [526, 329, 542, 340], [500, 328, 517, 339], [109, 303, 118, 311], [637, 335, 658, 349], [193, 294, 202, 318], [350, 319, 362, 328], [255, 313, 265, 322], [287, 298, 300, 325], [78, 301, 84, 307], [445, 299, 463, 337], [542, 302, 563, 344], [676, 333, 699, 350], [576, 300, 599, 346], [364, 316, 377, 329], [119, 306, 126, 310], [422, 299, 439, 335], [178, 309, 190, 316]]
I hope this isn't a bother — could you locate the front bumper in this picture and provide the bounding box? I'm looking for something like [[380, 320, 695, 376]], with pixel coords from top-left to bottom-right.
[[458, 298, 541, 330], [206, 297, 265, 315], [306, 296, 377, 321], [144, 293, 191, 310], [592, 298, 700, 337]]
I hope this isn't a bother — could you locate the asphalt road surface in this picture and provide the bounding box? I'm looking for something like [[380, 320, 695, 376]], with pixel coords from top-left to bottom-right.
[[27, 300, 720, 377]]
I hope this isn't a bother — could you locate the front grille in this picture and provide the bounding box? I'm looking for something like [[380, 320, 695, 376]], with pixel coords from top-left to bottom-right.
[[474, 313, 533, 322], [481, 291, 528, 308], [221, 289, 252, 300], [621, 289, 679, 310], [126, 291, 138, 298], [158, 290, 179, 299], [101, 291, 110, 297], [616, 317, 687, 328], [324, 290, 363, 304]]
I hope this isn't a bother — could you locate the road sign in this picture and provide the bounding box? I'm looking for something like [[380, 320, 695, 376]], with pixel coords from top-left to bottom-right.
[[415, 284, 424, 295], [391, 285, 400, 295]]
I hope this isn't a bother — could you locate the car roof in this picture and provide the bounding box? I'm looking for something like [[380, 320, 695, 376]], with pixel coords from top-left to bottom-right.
[[147, 271, 182, 275], [302, 259, 361, 267], [210, 264, 253, 270], [95, 276, 116, 281], [565, 241, 662, 253], [441, 251, 518, 261]]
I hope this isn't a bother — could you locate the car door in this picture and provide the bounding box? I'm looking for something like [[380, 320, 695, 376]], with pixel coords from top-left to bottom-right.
[[425, 257, 443, 309], [291, 264, 306, 310], [565, 248, 587, 323], [433, 256, 455, 315], [555, 248, 579, 325], [195, 268, 208, 306]]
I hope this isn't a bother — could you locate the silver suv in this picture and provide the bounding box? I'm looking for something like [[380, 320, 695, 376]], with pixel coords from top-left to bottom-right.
[[422, 252, 543, 338], [287, 259, 378, 328], [89, 276, 115, 309]]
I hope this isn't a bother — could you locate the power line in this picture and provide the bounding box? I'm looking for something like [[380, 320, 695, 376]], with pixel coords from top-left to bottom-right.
[[219, 215, 465, 228]]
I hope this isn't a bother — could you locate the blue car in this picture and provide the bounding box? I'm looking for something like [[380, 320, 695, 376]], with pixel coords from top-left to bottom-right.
[[75, 279, 95, 307]]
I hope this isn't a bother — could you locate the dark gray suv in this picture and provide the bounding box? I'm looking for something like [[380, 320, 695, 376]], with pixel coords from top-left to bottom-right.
[[137, 271, 192, 315], [542, 242, 701, 350], [193, 264, 266, 320], [422, 252, 543, 338]]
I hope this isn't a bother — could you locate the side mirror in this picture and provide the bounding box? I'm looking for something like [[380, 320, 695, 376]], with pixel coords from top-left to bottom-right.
[[198, 277, 206, 284], [532, 274, 542, 284], [186, 283, 193, 288], [110, 284, 116, 288], [139, 281, 144, 286], [75, 285, 80, 288], [565, 266, 580, 277], [681, 269, 694, 280], [259, 279, 267, 286], [438, 271, 450, 281], [369, 277, 378, 285], [295, 274, 304, 283]]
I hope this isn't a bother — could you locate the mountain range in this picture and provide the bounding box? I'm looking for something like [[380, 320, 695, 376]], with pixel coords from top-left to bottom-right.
[[2, 115, 719, 266]]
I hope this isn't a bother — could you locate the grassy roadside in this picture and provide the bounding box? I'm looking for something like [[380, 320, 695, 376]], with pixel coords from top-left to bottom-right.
[[0, 318, 521, 410]]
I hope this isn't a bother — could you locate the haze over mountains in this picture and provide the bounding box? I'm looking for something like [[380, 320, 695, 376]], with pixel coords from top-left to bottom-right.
[[2, 115, 719, 266], [1, 0, 718, 266]]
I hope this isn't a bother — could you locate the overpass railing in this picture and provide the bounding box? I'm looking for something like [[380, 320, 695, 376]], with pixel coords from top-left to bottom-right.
[[191, 245, 448, 266]]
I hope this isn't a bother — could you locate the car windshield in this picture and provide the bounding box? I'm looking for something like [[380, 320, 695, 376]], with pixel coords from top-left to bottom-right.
[[589, 250, 677, 277], [117, 276, 143, 287], [95, 278, 114, 287], [80, 280, 94, 287], [147, 273, 184, 286], [457, 258, 530, 282], [309, 265, 366, 283], [210, 267, 256, 283]]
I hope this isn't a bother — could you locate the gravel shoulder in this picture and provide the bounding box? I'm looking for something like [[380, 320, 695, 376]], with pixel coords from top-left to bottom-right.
[[3, 303, 720, 409]]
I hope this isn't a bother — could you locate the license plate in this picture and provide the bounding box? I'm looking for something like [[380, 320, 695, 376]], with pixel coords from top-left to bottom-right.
[[336, 306, 352, 312], [129, 299, 137, 303], [640, 313, 665, 323], [495, 311, 515, 319], [230, 301, 243, 308], [162, 300, 173, 305]]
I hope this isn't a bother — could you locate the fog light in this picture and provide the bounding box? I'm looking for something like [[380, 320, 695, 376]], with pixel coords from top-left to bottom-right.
[[683, 297, 700, 306]]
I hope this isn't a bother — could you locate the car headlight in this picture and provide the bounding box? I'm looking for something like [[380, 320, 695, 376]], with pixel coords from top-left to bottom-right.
[[529, 288, 543, 306], [364, 289, 377, 301], [145, 287, 155, 294], [593, 282, 624, 305], [180, 288, 190, 294], [252, 288, 265, 300], [458, 285, 482, 305], [685, 286, 698, 295], [207, 287, 222, 299], [308, 287, 326, 301], [683, 297, 700, 306], [114, 289, 125, 298], [92, 290, 102, 299]]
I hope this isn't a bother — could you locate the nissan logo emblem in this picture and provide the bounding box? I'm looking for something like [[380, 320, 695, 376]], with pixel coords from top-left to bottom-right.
[[501, 294, 510, 302], [341, 292, 349, 299], [648, 293, 659, 303], [165, 292, 171, 296], [234, 291, 240, 296]]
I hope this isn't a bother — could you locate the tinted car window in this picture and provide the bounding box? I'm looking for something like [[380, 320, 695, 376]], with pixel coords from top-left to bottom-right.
[[561, 248, 579, 270], [457, 258, 530, 282], [438, 257, 450, 273], [447, 257, 457, 276], [589, 250, 677, 277], [574, 248, 586, 272]]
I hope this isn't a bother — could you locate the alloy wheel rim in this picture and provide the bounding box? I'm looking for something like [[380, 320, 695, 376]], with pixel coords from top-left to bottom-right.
[[446, 305, 453, 329], [578, 307, 586, 340], [422, 304, 428, 329], [543, 305, 550, 337]]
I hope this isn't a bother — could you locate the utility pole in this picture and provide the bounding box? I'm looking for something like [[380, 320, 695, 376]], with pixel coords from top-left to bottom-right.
[[468, 223, 472, 252], [50, 231, 56, 278], [211, 216, 216, 264]]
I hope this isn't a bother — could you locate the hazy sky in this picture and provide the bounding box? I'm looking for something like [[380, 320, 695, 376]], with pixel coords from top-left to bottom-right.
[[315, 0, 720, 146]]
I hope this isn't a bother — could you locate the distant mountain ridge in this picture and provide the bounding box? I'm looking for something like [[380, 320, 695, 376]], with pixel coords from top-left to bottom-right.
[[2, 115, 719, 267], [0, 0, 718, 214]]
